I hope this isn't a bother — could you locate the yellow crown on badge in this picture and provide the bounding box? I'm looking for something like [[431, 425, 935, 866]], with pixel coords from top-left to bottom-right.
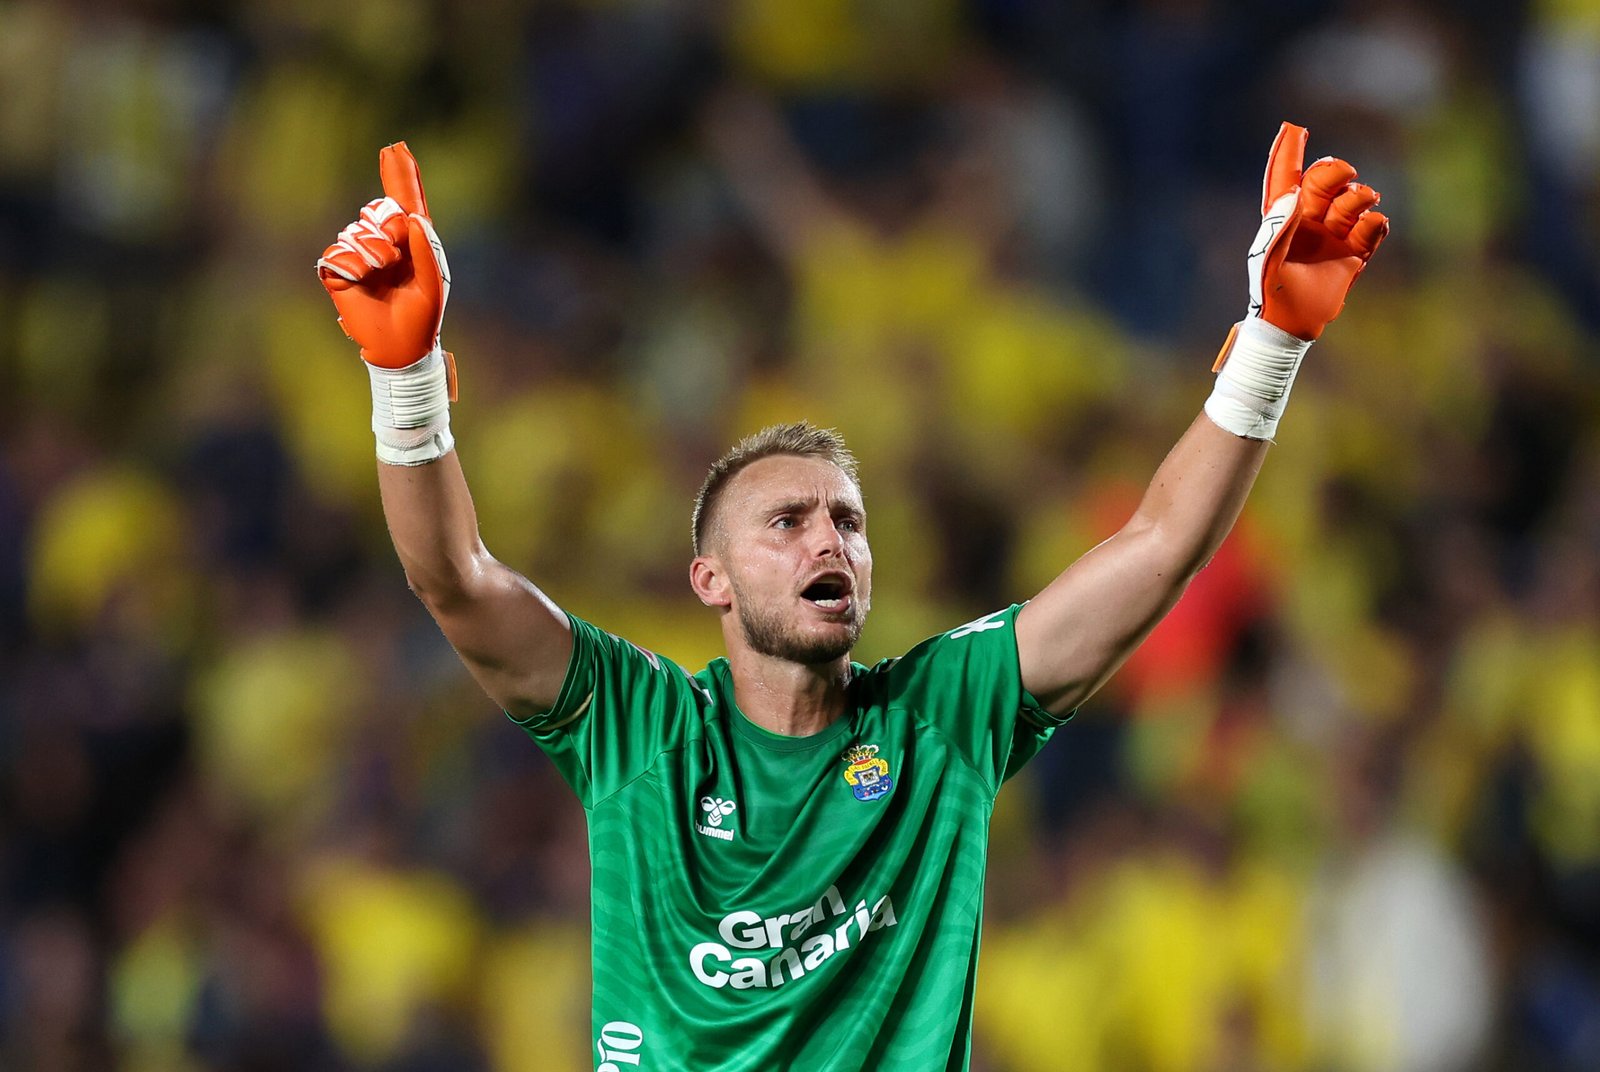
[[843, 744, 879, 765]]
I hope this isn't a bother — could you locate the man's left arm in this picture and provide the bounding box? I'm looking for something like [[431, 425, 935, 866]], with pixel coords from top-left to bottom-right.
[[1016, 122, 1389, 718]]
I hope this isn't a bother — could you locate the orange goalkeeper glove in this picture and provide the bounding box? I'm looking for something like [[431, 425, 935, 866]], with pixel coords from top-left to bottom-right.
[[1207, 122, 1390, 440], [317, 142, 458, 465], [1245, 121, 1389, 341]]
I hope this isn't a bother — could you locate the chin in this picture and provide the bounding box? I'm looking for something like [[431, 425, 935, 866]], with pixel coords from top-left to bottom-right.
[[739, 606, 864, 666]]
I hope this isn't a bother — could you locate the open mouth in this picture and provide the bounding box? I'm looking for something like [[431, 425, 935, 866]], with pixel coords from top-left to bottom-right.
[[800, 574, 853, 612]]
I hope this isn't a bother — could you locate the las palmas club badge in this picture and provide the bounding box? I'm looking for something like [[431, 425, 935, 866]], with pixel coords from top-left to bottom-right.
[[842, 744, 894, 802]]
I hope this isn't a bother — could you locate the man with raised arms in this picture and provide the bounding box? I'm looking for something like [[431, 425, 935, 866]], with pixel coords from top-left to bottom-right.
[[316, 124, 1386, 1070]]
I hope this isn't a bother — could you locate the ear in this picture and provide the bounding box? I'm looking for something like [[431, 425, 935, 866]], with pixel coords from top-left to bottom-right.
[[690, 555, 732, 608]]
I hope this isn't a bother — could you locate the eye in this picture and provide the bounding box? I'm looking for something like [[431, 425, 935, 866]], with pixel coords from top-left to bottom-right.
[[773, 516, 795, 530], [836, 518, 858, 533]]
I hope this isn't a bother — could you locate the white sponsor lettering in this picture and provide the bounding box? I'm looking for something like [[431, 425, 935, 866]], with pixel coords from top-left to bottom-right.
[[688, 885, 899, 990], [718, 910, 767, 950], [596, 1020, 645, 1071], [690, 942, 731, 987]]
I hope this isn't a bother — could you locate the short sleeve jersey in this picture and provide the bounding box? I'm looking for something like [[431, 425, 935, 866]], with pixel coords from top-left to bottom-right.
[[508, 604, 1068, 1072]]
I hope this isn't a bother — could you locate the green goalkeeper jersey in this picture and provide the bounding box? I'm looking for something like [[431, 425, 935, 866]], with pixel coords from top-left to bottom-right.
[[509, 603, 1067, 1071]]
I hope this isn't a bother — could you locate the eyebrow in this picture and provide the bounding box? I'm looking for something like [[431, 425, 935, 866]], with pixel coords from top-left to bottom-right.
[[762, 497, 863, 517]]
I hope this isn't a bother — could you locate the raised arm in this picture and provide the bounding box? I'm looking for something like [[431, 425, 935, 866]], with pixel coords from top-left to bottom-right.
[[703, 89, 849, 262], [1016, 122, 1389, 716], [317, 143, 571, 718]]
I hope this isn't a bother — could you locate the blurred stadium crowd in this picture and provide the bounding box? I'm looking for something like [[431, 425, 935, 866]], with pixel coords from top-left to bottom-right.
[[2, 0, 1599, 1069]]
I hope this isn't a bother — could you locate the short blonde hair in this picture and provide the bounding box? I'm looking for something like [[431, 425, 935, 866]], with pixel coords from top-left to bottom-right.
[[692, 421, 860, 555]]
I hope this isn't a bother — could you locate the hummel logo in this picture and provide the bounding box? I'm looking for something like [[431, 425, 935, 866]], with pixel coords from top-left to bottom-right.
[[701, 797, 736, 826], [696, 797, 737, 841]]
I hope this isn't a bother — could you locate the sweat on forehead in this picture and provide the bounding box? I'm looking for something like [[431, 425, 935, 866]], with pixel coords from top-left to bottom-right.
[[691, 422, 861, 556]]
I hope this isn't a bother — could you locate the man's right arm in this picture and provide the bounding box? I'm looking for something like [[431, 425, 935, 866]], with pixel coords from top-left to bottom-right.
[[317, 142, 572, 718], [377, 453, 572, 719]]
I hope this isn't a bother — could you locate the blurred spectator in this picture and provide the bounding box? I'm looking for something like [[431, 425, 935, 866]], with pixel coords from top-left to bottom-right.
[[1304, 730, 1493, 1072]]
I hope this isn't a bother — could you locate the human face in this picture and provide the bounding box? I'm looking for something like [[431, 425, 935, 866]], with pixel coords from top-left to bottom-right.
[[706, 455, 872, 666]]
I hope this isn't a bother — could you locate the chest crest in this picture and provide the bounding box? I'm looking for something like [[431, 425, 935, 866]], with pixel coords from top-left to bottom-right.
[[841, 743, 895, 802]]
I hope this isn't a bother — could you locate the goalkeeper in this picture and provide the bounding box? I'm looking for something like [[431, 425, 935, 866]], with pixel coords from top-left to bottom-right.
[[317, 125, 1386, 1071]]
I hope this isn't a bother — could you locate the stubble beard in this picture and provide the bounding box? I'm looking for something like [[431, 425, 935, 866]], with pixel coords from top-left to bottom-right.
[[731, 578, 867, 666]]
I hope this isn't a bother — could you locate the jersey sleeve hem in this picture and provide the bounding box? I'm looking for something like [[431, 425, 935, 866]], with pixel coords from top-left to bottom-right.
[[503, 610, 591, 732], [1007, 602, 1074, 731], [1017, 682, 1074, 731]]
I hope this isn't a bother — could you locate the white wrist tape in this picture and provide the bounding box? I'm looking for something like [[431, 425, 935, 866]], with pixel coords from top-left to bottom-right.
[[369, 346, 454, 466], [1204, 317, 1313, 441]]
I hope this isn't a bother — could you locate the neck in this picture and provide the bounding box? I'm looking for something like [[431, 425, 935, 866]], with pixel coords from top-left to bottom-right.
[[724, 648, 853, 737]]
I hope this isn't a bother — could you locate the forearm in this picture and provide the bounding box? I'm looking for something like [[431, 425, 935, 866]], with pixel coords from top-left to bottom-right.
[[376, 451, 493, 604], [1125, 411, 1269, 578]]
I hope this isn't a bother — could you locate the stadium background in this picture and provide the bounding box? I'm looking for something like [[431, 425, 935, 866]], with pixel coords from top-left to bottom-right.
[[2, 0, 1598, 1069]]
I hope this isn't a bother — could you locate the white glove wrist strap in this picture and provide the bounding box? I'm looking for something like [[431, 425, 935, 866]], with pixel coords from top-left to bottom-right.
[[1204, 318, 1312, 441], [369, 346, 454, 465]]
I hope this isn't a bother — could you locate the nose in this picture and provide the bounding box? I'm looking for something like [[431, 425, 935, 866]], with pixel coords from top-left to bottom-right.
[[811, 520, 847, 559]]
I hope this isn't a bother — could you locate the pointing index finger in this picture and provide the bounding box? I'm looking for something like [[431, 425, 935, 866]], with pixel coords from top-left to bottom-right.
[[379, 141, 430, 219], [1263, 122, 1308, 214]]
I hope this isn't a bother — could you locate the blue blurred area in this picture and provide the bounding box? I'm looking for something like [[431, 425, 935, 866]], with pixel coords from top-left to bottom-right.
[[1, 1, 1598, 1069]]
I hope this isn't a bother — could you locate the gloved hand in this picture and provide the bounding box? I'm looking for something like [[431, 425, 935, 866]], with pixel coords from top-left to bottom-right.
[[317, 143, 457, 464], [317, 141, 454, 380], [1206, 122, 1390, 441], [1238, 121, 1389, 345]]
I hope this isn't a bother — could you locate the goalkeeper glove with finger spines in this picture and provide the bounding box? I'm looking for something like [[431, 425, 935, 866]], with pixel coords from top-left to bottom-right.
[[317, 142, 459, 465], [1207, 122, 1390, 441]]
